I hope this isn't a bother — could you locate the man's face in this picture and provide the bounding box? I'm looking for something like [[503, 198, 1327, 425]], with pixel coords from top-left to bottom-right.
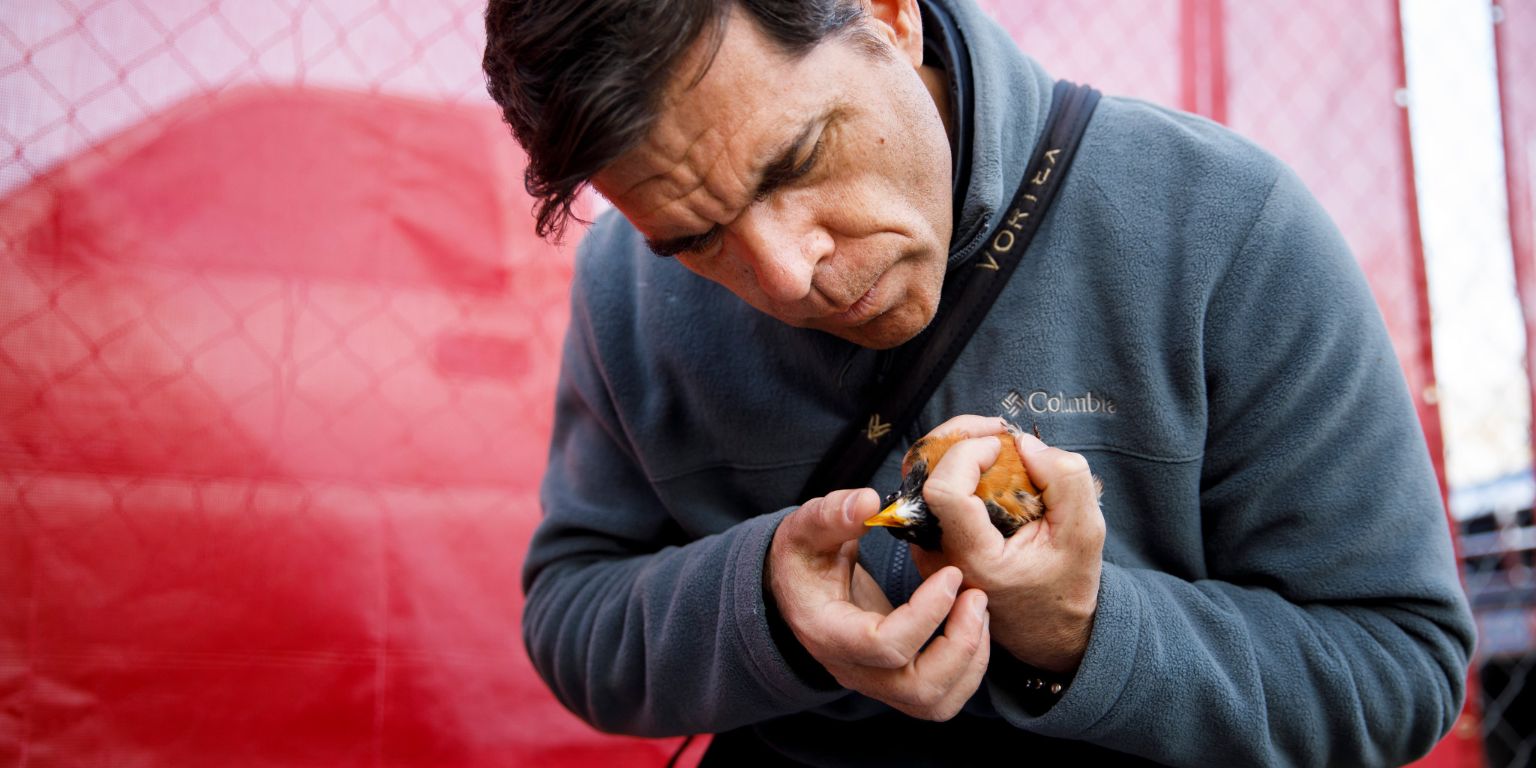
[[591, 1, 953, 349]]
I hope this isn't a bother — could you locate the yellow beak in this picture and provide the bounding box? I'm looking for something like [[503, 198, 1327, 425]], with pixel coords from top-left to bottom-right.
[[864, 498, 912, 528]]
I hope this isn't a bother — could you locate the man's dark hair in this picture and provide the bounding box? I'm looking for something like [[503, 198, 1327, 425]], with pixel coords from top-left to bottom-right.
[[483, 0, 868, 241]]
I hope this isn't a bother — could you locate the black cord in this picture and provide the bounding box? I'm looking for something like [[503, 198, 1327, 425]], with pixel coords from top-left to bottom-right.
[[666, 734, 696, 768]]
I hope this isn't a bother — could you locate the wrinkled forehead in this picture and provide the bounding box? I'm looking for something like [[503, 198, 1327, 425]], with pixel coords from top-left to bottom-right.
[[593, 6, 830, 217]]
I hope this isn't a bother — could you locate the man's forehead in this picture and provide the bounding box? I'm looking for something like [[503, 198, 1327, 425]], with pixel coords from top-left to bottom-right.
[[594, 8, 825, 224], [598, 101, 738, 199], [612, 106, 810, 189]]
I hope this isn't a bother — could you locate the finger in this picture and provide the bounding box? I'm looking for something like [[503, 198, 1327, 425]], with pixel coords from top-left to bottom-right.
[[817, 565, 963, 669], [924, 414, 1011, 442], [833, 594, 991, 722], [902, 589, 990, 711], [1014, 431, 1101, 534], [909, 544, 947, 580], [784, 487, 880, 554], [851, 564, 894, 615], [925, 605, 992, 720], [946, 609, 992, 712], [921, 435, 1006, 557]]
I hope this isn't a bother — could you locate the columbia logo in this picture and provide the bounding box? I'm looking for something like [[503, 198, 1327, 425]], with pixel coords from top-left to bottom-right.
[[1002, 389, 1117, 417]]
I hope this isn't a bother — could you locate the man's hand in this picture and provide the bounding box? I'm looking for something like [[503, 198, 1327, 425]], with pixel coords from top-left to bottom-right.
[[767, 487, 991, 721], [909, 415, 1105, 675]]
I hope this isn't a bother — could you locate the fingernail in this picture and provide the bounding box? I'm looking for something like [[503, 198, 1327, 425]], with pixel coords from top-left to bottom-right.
[[842, 491, 863, 524], [1017, 431, 1048, 454], [972, 596, 988, 620], [945, 569, 961, 598]]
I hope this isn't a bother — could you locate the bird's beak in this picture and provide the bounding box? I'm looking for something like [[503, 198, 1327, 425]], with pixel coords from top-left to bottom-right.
[[864, 498, 912, 528]]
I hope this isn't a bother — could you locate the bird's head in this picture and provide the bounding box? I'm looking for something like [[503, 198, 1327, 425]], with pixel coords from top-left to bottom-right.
[[864, 437, 944, 551]]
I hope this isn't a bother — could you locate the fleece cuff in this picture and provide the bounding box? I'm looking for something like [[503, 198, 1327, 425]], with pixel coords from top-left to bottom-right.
[[988, 561, 1142, 737], [729, 507, 847, 708]]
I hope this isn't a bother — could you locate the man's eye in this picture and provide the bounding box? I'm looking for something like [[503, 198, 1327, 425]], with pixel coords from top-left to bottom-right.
[[650, 227, 722, 259], [793, 137, 824, 178], [754, 136, 825, 204], [678, 228, 722, 257]]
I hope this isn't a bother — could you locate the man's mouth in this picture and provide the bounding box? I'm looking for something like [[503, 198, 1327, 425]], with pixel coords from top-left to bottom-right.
[[828, 273, 885, 326]]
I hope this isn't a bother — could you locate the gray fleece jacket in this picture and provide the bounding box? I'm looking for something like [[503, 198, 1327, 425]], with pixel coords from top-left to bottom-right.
[[522, 0, 1475, 764]]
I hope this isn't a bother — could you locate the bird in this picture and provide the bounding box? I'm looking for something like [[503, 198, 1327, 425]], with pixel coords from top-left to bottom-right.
[[863, 422, 1043, 552]]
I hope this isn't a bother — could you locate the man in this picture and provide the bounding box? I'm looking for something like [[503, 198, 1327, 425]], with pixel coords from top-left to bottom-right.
[[483, 0, 1475, 764]]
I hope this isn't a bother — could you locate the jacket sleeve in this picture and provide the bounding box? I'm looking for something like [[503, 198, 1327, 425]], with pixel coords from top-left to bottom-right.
[[521, 231, 844, 737], [986, 168, 1476, 765]]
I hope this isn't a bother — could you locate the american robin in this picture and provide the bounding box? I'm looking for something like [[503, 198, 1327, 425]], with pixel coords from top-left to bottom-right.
[[863, 422, 1043, 552]]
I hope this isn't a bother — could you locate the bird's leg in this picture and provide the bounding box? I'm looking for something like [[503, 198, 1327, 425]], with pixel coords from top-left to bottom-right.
[[994, 417, 1042, 442]]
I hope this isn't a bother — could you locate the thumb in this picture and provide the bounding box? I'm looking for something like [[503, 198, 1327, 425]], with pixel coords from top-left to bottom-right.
[[1014, 431, 1100, 526], [785, 488, 879, 554]]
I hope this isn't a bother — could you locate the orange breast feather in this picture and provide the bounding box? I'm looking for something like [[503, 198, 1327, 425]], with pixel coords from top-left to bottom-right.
[[903, 430, 1043, 531]]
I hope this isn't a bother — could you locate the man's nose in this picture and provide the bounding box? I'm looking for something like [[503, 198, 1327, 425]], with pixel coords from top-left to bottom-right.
[[732, 204, 833, 304]]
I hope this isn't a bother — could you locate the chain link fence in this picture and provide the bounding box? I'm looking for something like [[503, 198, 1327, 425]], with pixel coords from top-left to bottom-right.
[[0, 1, 1514, 765], [0, 1, 646, 765]]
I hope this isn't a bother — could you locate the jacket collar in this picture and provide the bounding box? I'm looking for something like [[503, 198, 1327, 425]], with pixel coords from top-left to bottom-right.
[[927, 0, 1055, 270]]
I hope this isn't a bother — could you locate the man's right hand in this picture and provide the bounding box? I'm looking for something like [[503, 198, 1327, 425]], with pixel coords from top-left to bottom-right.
[[766, 487, 991, 721]]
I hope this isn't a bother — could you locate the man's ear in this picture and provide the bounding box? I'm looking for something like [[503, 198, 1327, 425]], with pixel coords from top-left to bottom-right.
[[862, 0, 924, 69]]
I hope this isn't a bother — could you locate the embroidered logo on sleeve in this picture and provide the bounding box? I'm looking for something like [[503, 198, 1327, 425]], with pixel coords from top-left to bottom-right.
[[866, 413, 892, 443]]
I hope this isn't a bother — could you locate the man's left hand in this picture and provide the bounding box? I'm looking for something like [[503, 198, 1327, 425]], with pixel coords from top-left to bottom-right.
[[907, 415, 1105, 675]]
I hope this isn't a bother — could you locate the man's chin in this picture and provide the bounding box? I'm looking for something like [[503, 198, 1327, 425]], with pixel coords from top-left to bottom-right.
[[820, 304, 935, 350]]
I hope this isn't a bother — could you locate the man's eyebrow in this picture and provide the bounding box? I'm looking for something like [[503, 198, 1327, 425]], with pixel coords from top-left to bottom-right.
[[643, 118, 820, 258]]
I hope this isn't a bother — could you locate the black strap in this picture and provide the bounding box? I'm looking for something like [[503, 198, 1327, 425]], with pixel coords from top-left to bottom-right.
[[798, 81, 1100, 501]]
